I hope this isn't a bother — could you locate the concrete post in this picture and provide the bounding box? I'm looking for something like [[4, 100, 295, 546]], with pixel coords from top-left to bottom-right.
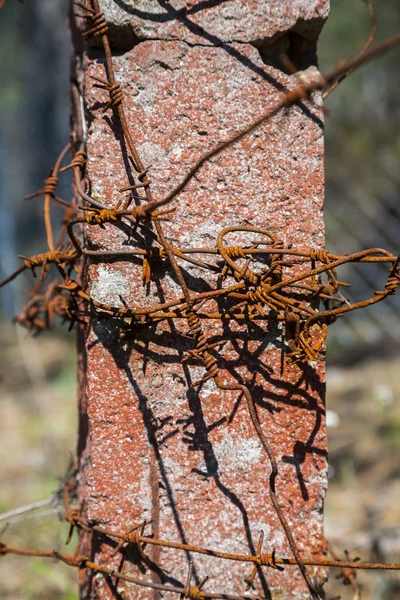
[[74, 1, 329, 598]]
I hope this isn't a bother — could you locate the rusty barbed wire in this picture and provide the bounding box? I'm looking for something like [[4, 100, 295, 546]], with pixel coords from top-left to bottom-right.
[[322, 0, 377, 99], [137, 28, 400, 216], [328, 545, 361, 600], [1, 468, 399, 596], [1, 492, 400, 600], [56, 483, 400, 574], [0, 543, 249, 600], [1, 1, 400, 599]]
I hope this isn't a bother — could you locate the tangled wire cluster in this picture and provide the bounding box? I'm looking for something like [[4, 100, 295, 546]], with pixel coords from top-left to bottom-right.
[[1, 1, 400, 599]]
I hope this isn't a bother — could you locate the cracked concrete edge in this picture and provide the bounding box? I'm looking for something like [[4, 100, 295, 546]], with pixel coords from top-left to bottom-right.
[[78, 0, 329, 61]]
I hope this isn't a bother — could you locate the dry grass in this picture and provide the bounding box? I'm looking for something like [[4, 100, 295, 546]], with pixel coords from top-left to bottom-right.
[[0, 323, 77, 599]]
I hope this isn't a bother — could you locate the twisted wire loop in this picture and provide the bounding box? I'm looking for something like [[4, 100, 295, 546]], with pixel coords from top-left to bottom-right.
[[224, 245, 247, 259], [20, 249, 76, 279], [339, 564, 358, 587], [131, 204, 174, 222], [264, 258, 282, 286], [84, 207, 119, 225], [309, 247, 335, 288], [61, 150, 87, 173], [64, 508, 81, 527], [244, 532, 284, 592], [59, 279, 82, 294], [234, 264, 259, 286], [185, 586, 205, 599], [72, 150, 87, 169], [107, 82, 123, 109], [51, 293, 76, 326], [81, 10, 108, 39], [12, 278, 84, 333], [14, 304, 46, 332], [64, 508, 82, 545], [219, 245, 254, 282], [43, 175, 59, 196], [122, 527, 148, 561], [91, 75, 123, 111], [298, 329, 321, 362], [383, 256, 400, 295], [25, 174, 60, 200], [338, 551, 359, 589], [131, 204, 151, 220], [103, 82, 123, 112], [245, 288, 265, 306], [244, 287, 271, 316], [184, 309, 219, 386], [181, 562, 208, 599], [309, 248, 330, 264], [288, 320, 328, 363], [259, 551, 282, 570]]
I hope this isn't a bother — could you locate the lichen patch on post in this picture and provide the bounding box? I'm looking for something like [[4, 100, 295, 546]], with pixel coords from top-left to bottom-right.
[[90, 265, 128, 306]]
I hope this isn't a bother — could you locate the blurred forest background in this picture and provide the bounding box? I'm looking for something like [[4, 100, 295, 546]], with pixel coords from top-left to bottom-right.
[[0, 1, 399, 598]]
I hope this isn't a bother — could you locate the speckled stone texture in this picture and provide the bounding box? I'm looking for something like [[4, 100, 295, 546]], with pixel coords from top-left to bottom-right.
[[89, 0, 329, 49], [76, 3, 329, 599]]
